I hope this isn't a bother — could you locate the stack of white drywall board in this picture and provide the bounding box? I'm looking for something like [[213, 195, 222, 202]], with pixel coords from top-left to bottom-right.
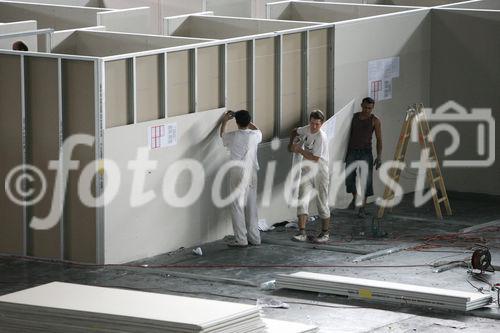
[[0, 282, 318, 333], [277, 272, 492, 311]]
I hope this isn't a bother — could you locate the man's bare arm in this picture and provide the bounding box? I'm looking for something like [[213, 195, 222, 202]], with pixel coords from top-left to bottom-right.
[[220, 111, 233, 137], [374, 117, 383, 169]]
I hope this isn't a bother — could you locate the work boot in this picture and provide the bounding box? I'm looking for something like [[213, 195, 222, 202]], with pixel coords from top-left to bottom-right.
[[315, 231, 330, 243], [292, 230, 307, 242]]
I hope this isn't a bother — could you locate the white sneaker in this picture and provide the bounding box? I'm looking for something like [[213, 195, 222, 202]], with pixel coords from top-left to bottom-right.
[[315, 232, 330, 243], [292, 233, 307, 242]]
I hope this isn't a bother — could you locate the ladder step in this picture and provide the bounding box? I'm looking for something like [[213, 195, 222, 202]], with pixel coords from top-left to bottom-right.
[[437, 197, 447, 203], [432, 176, 442, 183]]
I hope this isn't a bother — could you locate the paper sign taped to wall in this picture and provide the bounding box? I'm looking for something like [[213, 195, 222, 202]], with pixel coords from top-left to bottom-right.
[[148, 123, 177, 149], [368, 56, 399, 101]]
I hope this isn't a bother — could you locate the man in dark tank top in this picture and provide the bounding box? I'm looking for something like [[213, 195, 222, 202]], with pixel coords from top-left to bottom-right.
[[345, 97, 383, 217]]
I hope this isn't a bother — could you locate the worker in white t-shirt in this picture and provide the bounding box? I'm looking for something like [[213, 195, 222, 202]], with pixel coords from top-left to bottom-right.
[[288, 110, 331, 243], [220, 110, 262, 247]]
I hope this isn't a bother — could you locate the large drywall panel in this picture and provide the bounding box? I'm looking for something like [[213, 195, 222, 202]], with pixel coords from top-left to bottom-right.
[[62, 59, 96, 262], [281, 32, 302, 137], [334, 9, 431, 197], [167, 51, 190, 117], [255, 37, 275, 141], [197, 46, 220, 111], [103, 108, 231, 263], [0, 21, 37, 51], [308, 28, 327, 114], [206, 0, 253, 17], [170, 15, 315, 39], [97, 7, 152, 34], [227, 42, 248, 112], [0, 2, 107, 30], [270, 1, 414, 22], [105, 59, 130, 128], [26, 57, 60, 258], [443, 0, 500, 9], [52, 31, 208, 57], [430, 9, 500, 195], [0, 54, 24, 254], [136, 55, 162, 123]]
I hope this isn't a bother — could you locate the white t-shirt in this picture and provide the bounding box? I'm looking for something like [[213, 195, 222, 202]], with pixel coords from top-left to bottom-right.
[[297, 125, 329, 162], [222, 129, 262, 170]]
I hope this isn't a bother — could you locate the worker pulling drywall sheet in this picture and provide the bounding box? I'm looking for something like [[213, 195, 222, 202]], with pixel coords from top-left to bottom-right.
[[289, 100, 356, 210]]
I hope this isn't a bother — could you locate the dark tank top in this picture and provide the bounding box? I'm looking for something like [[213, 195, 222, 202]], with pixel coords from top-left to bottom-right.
[[348, 112, 375, 150]]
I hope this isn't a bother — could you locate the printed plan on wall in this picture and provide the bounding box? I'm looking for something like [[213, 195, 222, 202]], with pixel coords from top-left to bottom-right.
[[148, 123, 178, 149], [368, 56, 400, 101]]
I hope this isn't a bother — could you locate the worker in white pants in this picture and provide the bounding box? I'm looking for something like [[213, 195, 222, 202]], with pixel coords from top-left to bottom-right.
[[289, 109, 331, 243], [220, 110, 262, 247]]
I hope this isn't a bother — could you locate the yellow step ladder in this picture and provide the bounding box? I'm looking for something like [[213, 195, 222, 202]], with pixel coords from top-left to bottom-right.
[[377, 103, 452, 219]]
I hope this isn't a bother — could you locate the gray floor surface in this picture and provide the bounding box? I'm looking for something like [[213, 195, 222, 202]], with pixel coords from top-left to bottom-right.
[[1, 192, 499, 332]]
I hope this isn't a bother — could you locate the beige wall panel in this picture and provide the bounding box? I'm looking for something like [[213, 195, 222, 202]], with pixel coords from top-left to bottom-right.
[[136, 55, 161, 123], [334, 10, 431, 200], [167, 51, 190, 117], [308, 29, 328, 115], [431, 9, 500, 195], [255, 38, 275, 141], [62, 60, 96, 263], [26, 57, 60, 258], [226, 42, 247, 133], [105, 60, 129, 128], [197, 46, 220, 112], [281, 33, 302, 137], [0, 55, 24, 254]]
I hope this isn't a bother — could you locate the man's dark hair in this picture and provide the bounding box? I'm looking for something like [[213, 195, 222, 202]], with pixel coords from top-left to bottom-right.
[[234, 110, 251, 127], [309, 109, 325, 123], [362, 97, 375, 105], [12, 41, 28, 51]]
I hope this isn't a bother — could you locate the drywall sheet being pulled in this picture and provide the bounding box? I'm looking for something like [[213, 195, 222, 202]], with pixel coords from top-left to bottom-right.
[[103, 108, 232, 264], [0, 54, 23, 255], [25, 56, 60, 258], [197, 46, 220, 111], [281, 33, 302, 137], [97, 7, 152, 34], [61, 59, 96, 262], [430, 9, 500, 195], [0, 20, 37, 51], [255, 37, 275, 141], [334, 9, 431, 197], [0, 2, 109, 30], [268, 1, 415, 22]]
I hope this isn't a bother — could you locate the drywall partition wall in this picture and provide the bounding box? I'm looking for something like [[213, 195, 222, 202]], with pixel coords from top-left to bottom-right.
[[206, 0, 253, 17], [267, 1, 416, 22], [97, 7, 152, 34], [52, 31, 210, 57], [136, 55, 162, 122], [105, 59, 130, 128], [0, 2, 111, 30], [334, 9, 431, 197], [166, 15, 317, 39], [103, 108, 231, 264], [255, 37, 275, 141], [442, 0, 500, 9], [281, 32, 302, 136], [226, 41, 248, 112], [162, 11, 214, 37], [42, 25, 106, 53], [0, 54, 24, 255], [308, 28, 328, 117], [0, 21, 37, 50], [366, 0, 465, 5], [197, 46, 221, 111], [430, 9, 500, 195], [0, 0, 103, 6], [167, 51, 190, 117], [61, 59, 97, 262]]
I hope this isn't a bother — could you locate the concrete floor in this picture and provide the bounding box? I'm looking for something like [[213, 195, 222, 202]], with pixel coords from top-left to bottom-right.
[[1, 192, 499, 332]]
